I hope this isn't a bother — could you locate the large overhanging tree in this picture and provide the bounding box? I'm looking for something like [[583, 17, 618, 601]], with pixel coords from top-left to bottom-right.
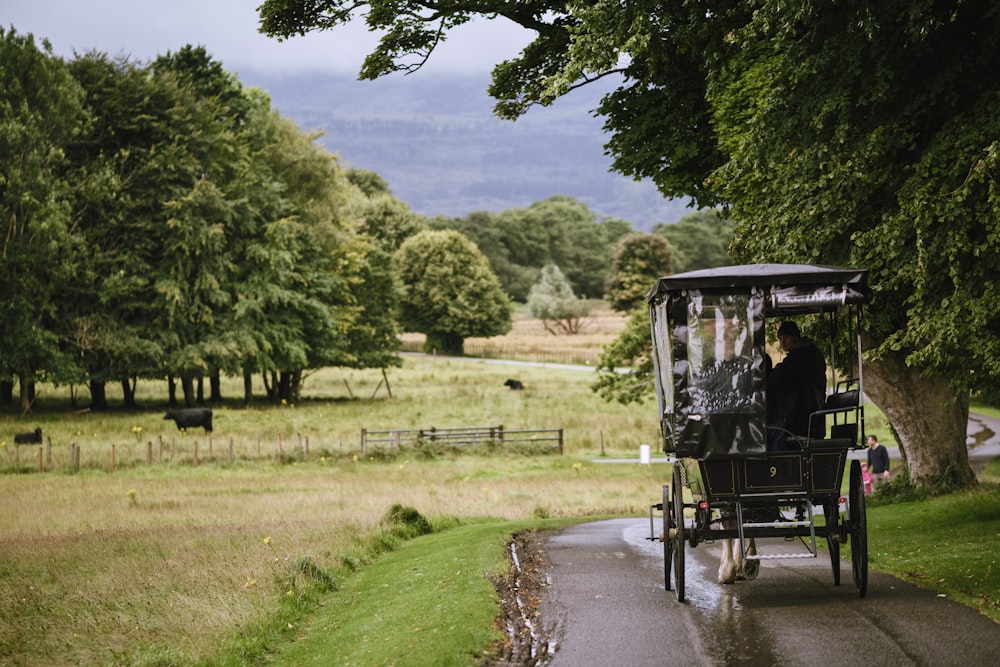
[[259, 0, 1000, 489]]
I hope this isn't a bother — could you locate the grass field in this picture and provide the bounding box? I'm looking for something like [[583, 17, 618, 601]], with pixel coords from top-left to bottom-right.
[[1, 310, 998, 665]]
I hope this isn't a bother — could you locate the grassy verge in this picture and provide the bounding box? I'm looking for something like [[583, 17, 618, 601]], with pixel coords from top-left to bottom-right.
[[864, 481, 1000, 622], [266, 517, 573, 667]]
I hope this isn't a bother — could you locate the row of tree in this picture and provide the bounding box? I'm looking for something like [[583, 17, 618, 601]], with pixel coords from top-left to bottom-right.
[[1, 27, 733, 414], [1, 32, 414, 412]]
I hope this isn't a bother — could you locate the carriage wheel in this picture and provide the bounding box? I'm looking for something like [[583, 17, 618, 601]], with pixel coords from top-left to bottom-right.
[[848, 460, 869, 597], [824, 499, 841, 587], [672, 463, 686, 602], [662, 484, 674, 591]]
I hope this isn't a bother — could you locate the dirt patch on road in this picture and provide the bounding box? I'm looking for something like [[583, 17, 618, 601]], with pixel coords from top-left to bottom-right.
[[483, 531, 558, 666]]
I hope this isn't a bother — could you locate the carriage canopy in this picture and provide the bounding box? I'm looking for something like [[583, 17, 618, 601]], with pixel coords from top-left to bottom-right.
[[646, 264, 870, 459]]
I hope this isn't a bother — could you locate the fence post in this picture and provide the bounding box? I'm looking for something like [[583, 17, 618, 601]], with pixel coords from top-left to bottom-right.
[[73, 444, 80, 472], [37, 446, 43, 473], [46, 436, 52, 467], [361, 428, 367, 455], [228, 438, 234, 464], [193, 441, 199, 466], [558, 428, 564, 454], [146, 441, 153, 466], [303, 435, 309, 459], [14, 444, 18, 469]]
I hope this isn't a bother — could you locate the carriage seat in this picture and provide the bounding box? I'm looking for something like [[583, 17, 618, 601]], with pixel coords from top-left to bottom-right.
[[804, 389, 860, 449]]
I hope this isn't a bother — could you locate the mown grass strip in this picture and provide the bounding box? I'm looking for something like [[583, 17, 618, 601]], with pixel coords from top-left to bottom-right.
[[267, 517, 575, 667]]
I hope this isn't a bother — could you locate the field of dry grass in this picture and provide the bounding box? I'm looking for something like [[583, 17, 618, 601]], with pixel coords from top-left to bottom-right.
[[0, 311, 662, 666], [401, 303, 629, 364]]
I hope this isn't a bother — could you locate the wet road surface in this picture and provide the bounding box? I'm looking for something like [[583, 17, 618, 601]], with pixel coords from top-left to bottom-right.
[[539, 416, 1000, 666], [539, 518, 1000, 666]]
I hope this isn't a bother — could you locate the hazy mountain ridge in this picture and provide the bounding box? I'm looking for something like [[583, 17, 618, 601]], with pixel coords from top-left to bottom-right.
[[242, 71, 691, 229]]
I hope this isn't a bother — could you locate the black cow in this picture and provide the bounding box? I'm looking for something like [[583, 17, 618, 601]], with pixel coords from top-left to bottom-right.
[[13, 427, 42, 444], [163, 408, 213, 433], [504, 379, 524, 390]]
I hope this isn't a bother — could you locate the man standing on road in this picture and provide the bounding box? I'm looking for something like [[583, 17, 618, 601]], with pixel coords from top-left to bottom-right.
[[867, 435, 891, 488]]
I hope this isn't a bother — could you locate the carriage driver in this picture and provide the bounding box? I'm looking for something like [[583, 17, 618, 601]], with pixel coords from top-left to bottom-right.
[[766, 321, 827, 451]]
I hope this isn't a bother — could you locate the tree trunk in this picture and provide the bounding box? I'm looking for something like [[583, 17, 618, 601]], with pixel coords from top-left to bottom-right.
[[864, 349, 976, 488], [243, 369, 254, 405], [17, 372, 32, 413], [181, 376, 195, 407], [210, 374, 222, 403], [167, 376, 178, 406], [1, 380, 13, 406], [89, 380, 109, 411], [121, 376, 138, 409], [425, 332, 464, 356]]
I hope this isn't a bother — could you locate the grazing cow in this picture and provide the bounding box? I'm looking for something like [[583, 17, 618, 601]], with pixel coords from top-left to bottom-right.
[[13, 427, 42, 444], [504, 379, 524, 390], [163, 408, 213, 433]]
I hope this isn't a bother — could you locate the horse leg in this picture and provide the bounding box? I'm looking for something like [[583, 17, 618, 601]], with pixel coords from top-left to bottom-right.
[[739, 538, 760, 580], [718, 537, 738, 584]]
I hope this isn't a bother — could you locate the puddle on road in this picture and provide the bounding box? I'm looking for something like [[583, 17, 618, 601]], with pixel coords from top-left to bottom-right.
[[622, 520, 781, 664]]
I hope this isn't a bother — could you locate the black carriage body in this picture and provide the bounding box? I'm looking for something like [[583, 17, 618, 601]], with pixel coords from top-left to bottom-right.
[[649, 265, 873, 599], [647, 263, 870, 463]]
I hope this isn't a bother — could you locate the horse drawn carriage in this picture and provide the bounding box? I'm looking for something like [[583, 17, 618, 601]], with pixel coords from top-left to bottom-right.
[[646, 264, 872, 601]]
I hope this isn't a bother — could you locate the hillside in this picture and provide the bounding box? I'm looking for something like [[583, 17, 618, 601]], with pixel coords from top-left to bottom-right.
[[240, 70, 691, 229]]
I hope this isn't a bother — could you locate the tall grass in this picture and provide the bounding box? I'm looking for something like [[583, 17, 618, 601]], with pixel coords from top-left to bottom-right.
[[0, 350, 667, 666]]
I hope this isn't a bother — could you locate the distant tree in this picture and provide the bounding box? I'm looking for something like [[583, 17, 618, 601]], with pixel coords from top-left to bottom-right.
[[349, 191, 428, 253], [527, 265, 590, 335], [434, 197, 632, 301], [605, 234, 675, 313], [592, 308, 654, 405], [518, 196, 619, 299], [653, 210, 734, 273], [0, 28, 88, 412], [394, 230, 512, 355], [346, 168, 391, 197]]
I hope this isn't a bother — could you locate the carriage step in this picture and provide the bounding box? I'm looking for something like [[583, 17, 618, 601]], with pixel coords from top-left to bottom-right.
[[743, 520, 813, 528], [745, 552, 817, 560]]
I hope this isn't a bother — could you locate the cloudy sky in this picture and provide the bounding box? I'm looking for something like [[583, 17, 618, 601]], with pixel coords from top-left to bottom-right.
[[6, 0, 531, 78]]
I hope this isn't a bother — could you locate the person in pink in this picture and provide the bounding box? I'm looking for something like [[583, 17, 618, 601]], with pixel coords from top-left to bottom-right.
[[861, 461, 873, 496]]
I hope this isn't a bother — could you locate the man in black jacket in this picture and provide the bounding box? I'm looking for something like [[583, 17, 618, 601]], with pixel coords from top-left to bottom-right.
[[766, 321, 827, 450], [866, 434, 891, 487]]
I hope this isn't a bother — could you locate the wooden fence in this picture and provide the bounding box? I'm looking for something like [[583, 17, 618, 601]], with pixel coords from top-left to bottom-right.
[[360, 425, 564, 454], [0, 433, 320, 473]]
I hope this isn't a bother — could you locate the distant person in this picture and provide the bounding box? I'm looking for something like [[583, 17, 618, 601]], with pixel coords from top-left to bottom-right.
[[861, 461, 874, 496], [867, 435, 891, 487], [766, 321, 826, 451]]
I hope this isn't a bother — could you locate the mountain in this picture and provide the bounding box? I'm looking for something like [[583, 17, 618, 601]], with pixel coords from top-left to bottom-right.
[[239, 70, 692, 230]]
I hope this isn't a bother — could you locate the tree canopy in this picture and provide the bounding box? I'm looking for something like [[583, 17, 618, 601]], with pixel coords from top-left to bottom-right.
[[394, 229, 512, 355], [257, 0, 1000, 487], [0, 34, 404, 409], [431, 196, 632, 301]]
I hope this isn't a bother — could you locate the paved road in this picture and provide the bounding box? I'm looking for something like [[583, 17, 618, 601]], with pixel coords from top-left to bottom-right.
[[538, 415, 1000, 666], [539, 518, 1000, 666]]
